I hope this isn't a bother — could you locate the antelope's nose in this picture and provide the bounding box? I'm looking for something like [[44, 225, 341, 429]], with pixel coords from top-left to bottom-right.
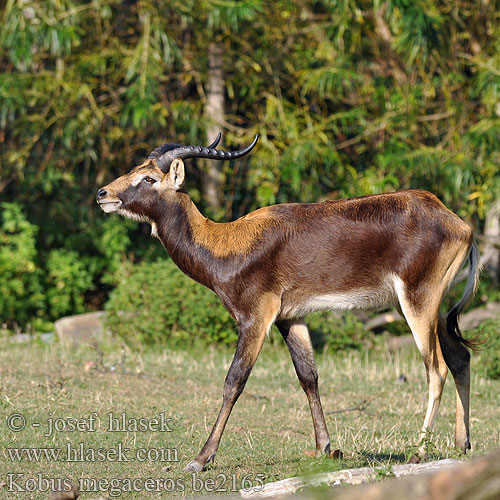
[[96, 188, 107, 201]]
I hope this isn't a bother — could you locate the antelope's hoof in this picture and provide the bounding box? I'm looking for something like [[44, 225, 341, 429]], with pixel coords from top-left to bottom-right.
[[184, 460, 204, 472], [407, 453, 421, 464], [455, 437, 471, 454]]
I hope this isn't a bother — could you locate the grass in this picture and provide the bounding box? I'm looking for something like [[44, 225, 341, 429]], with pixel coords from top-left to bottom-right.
[[0, 332, 499, 499]]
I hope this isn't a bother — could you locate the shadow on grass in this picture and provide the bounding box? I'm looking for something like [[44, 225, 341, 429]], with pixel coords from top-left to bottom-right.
[[360, 451, 407, 464], [361, 450, 449, 465]]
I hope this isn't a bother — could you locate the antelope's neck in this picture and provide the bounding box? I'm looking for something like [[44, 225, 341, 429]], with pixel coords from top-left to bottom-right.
[[151, 192, 277, 290], [149, 193, 208, 286]]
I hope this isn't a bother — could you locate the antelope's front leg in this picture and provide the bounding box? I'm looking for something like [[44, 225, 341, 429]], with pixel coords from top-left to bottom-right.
[[185, 298, 280, 472]]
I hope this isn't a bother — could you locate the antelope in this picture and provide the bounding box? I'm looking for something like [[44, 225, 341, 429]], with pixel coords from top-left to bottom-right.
[[97, 134, 480, 471]]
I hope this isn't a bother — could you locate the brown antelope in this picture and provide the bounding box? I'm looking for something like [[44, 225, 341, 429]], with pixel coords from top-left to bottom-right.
[[97, 134, 480, 471]]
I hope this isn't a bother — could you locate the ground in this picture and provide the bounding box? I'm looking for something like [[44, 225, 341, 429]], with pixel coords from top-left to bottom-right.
[[0, 333, 498, 499]]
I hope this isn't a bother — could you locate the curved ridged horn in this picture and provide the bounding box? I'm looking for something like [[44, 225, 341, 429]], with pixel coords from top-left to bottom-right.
[[207, 132, 222, 149], [156, 134, 259, 172], [148, 133, 222, 163]]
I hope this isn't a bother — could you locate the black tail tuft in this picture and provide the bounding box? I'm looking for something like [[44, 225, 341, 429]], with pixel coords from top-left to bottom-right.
[[446, 241, 483, 351], [446, 307, 485, 351]]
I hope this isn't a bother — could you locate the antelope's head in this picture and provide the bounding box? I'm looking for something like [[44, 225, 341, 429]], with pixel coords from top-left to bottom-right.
[[96, 133, 258, 222]]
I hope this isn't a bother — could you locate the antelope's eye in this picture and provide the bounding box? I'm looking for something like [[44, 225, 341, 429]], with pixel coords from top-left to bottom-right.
[[144, 176, 157, 184]]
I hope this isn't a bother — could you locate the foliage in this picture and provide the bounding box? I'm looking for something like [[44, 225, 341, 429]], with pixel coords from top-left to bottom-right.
[[473, 319, 500, 380], [0, 202, 44, 326], [45, 249, 94, 318], [0, 202, 142, 329], [306, 311, 366, 351], [0, 0, 499, 330], [105, 258, 239, 346]]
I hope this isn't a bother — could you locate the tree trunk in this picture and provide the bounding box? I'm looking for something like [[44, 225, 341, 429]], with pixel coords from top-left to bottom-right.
[[203, 41, 225, 215], [483, 200, 500, 284], [241, 459, 461, 497]]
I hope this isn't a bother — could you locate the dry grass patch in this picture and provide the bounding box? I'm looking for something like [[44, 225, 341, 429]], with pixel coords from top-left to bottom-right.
[[0, 335, 498, 498]]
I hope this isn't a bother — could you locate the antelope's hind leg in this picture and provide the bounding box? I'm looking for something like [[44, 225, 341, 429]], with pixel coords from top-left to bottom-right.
[[276, 318, 331, 457], [437, 315, 471, 453], [396, 286, 448, 461]]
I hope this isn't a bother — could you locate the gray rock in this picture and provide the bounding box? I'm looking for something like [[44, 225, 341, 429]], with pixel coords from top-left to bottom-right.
[[55, 311, 107, 345]]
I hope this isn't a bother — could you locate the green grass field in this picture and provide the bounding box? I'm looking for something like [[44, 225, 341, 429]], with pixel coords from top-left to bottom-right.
[[0, 333, 499, 499]]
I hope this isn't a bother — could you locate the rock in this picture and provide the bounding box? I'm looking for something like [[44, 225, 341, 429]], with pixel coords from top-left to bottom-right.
[[48, 481, 79, 500], [387, 335, 414, 351], [55, 311, 107, 345], [364, 302, 500, 341], [240, 448, 500, 499], [459, 302, 500, 330], [365, 311, 404, 331]]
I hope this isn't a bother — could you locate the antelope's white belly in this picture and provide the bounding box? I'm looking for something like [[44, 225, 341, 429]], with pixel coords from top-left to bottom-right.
[[280, 276, 399, 319]]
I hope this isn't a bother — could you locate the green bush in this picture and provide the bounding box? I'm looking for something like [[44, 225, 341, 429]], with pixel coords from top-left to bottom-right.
[[45, 249, 95, 319], [0, 202, 44, 326], [473, 319, 500, 380], [104, 259, 238, 346], [0, 202, 97, 327], [306, 311, 366, 351], [0, 202, 138, 330]]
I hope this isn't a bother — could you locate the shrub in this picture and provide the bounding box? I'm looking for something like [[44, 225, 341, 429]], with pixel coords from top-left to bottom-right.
[[104, 259, 238, 346], [0, 202, 44, 327], [45, 249, 95, 319], [0, 201, 143, 329], [306, 310, 366, 351], [473, 319, 500, 380]]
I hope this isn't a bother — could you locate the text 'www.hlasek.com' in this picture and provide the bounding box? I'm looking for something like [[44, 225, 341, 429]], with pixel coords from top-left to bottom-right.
[[4, 411, 265, 497]]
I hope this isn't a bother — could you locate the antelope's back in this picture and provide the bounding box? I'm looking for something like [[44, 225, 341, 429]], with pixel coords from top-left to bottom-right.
[[269, 190, 472, 314]]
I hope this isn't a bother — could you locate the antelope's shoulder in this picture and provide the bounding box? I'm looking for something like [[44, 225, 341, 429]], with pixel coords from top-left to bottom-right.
[[190, 205, 282, 258]]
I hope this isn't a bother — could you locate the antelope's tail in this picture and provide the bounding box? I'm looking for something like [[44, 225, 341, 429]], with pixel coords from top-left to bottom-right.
[[446, 241, 483, 350]]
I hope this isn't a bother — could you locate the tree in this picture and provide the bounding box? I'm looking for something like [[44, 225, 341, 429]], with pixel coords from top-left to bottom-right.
[[1, 0, 499, 327]]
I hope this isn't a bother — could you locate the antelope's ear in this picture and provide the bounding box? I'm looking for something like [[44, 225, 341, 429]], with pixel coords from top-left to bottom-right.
[[169, 159, 185, 190]]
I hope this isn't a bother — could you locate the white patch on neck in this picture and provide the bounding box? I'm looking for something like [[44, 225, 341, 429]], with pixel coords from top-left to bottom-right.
[[118, 208, 159, 239], [118, 209, 149, 224]]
